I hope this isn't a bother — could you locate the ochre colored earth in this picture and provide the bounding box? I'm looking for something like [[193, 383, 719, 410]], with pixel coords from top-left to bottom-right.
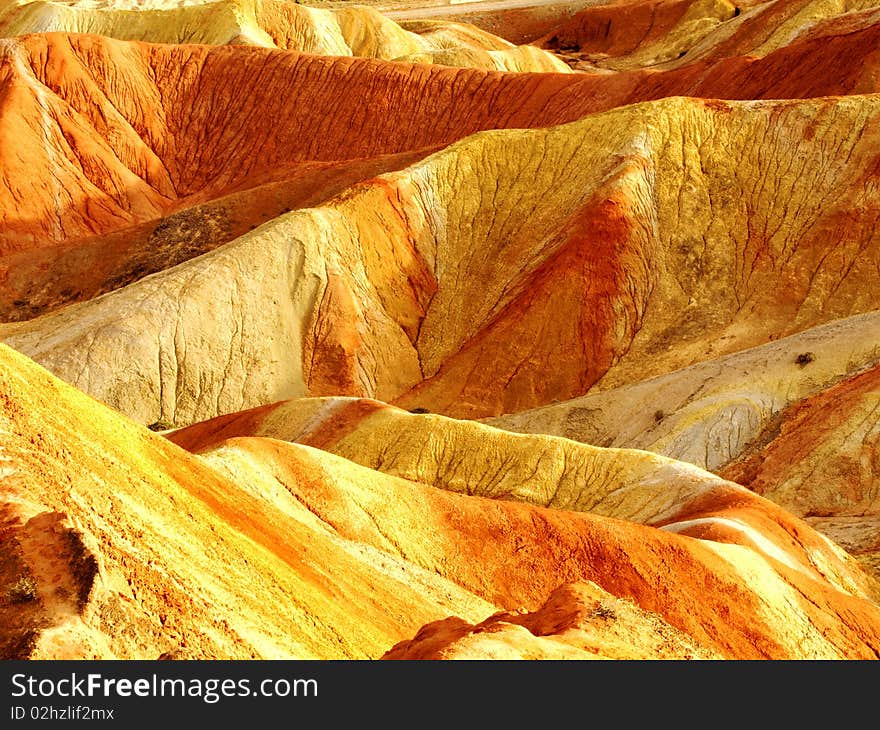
[[2, 0, 880, 660]]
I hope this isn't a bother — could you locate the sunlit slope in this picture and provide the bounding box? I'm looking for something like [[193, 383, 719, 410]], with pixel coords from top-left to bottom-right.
[[539, 0, 740, 69], [0, 343, 496, 659], [6, 344, 880, 658], [682, 0, 880, 63], [169, 395, 878, 601], [0, 149, 432, 321], [382, 581, 721, 659], [0, 0, 571, 70], [4, 0, 880, 665], [486, 312, 880, 580], [0, 32, 586, 256], [167, 391, 880, 658], [5, 94, 879, 423]]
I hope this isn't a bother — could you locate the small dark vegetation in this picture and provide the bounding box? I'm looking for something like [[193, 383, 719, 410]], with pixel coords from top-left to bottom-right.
[[545, 34, 580, 52], [589, 601, 618, 621], [7, 575, 37, 604], [795, 352, 815, 367], [408, 407, 430, 414], [148, 420, 175, 432], [654, 409, 665, 423], [157, 649, 193, 660]]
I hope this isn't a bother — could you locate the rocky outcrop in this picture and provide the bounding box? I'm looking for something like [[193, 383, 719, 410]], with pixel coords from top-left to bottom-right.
[[0, 343, 494, 659], [4, 24, 880, 258], [486, 311, 880, 581], [0, 149, 431, 321], [170, 394, 880, 608], [539, 0, 738, 69], [0, 32, 580, 256], [3, 20, 880, 324]]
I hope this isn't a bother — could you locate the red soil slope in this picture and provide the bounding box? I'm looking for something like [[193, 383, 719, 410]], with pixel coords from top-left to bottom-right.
[[4, 25, 880, 258]]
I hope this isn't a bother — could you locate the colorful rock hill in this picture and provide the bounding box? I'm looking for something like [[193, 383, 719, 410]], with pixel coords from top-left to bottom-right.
[[2, 0, 880, 659]]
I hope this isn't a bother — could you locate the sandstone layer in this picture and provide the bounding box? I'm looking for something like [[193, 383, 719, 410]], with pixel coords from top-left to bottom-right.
[[4, 22, 880, 256], [488, 312, 880, 580], [721, 363, 880, 579], [382, 581, 721, 659]]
